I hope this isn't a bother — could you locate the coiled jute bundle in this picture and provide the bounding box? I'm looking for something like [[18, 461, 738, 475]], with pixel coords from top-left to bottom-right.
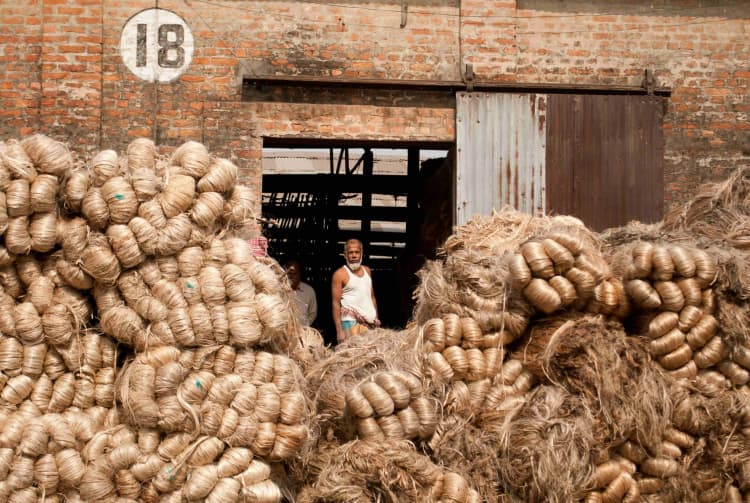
[[0, 401, 117, 500], [20, 134, 73, 178], [94, 241, 293, 351], [420, 313, 517, 353], [585, 455, 640, 503], [80, 424, 283, 503], [478, 358, 538, 412], [116, 346, 308, 458], [512, 233, 629, 318], [345, 370, 437, 441], [61, 138, 254, 236], [0, 329, 115, 411]]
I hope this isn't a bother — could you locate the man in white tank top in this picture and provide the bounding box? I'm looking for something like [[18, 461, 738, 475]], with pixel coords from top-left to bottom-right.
[[332, 239, 379, 343]]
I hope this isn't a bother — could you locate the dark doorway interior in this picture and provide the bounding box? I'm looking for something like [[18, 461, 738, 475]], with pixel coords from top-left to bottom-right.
[[261, 139, 453, 345]]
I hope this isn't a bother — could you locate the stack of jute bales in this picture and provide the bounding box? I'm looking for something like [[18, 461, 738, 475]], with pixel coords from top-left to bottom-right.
[[0, 134, 310, 502], [298, 170, 750, 502]]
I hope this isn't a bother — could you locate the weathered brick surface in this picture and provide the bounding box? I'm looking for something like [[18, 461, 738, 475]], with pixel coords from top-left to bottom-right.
[[0, 2, 43, 138], [1, 0, 748, 212]]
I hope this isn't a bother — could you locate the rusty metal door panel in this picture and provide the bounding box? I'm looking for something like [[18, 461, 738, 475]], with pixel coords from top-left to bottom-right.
[[546, 94, 664, 232], [456, 92, 547, 225]]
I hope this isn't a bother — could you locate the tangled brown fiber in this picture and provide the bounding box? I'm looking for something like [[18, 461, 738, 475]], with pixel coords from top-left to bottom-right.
[[486, 385, 598, 502], [442, 206, 594, 256], [512, 316, 672, 451], [662, 166, 750, 248], [304, 328, 425, 424], [426, 414, 507, 503], [298, 439, 481, 503], [0, 139, 37, 181], [414, 255, 533, 335]]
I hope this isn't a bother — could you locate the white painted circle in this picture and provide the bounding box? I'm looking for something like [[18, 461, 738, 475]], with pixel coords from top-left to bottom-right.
[[120, 8, 194, 83]]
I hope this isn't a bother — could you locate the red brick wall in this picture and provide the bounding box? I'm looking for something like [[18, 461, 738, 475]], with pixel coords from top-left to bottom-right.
[[2, 0, 748, 212], [1, 1, 42, 138]]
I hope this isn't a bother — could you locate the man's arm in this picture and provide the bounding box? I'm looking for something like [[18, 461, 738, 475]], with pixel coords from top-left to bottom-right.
[[365, 266, 379, 324], [332, 268, 346, 342]]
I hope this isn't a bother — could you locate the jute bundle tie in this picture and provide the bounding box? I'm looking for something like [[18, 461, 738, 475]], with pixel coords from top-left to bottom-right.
[[197, 158, 238, 194], [20, 134, 72, 177], [223, 185, 257, 227], [30, 174, 58, 213], [159, 174, 196, 219], [5, 178, 33, 218], [1, 139, 37, 181], [101, 176, 138, 224], [90, 149, 119, 187], [172, 141, 211, 179]]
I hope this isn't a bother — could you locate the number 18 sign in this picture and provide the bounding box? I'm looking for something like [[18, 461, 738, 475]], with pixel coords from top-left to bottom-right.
[[120, 8, 194, 83]]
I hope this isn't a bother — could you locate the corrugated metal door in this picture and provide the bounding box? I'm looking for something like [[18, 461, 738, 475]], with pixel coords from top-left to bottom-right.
[[546, 94, 664, 231], [456, 92, 547, 225]]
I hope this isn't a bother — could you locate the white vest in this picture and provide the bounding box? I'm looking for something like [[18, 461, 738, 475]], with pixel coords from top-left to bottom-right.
[[341, 267, 377, 323]]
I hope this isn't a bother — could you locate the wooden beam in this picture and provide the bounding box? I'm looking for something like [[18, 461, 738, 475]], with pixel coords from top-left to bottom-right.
[[270, 228, 407, 243], [406, 147, 419, 244], [361, 148, 373, 251], [263, 204, 409, 222], [262, 174, 409, 195]]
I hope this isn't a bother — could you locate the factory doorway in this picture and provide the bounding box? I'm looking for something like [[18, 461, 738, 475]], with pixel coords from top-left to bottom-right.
[[261, 139, 453, 345]]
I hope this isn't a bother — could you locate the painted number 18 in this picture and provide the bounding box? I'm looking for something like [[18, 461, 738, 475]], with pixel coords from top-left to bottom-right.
[[137, 23, 184, 68], [121, 8, 193, 82]]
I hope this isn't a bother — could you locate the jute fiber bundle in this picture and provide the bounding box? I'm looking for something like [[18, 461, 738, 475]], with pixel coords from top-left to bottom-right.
[[583, 454, 642, 503], [304, 328, 425, 434], [511, 234, 629, 318], [609, 241, 736, 380], [662, 166, 750, 249], [0, 286, 91, 349], [144, 443, 282, 503], [0, 140, 32, 186], [511, 316, 671, 450], [80, 424, 282, 503], [19, 135, 73, 178], [0, 329, 114, 416], [421, 315, 509, 406], [0, 254, 94, 348], [117, 346, 308, 459], [414, 249, 533, 336], [345, 369, 437, 442], [95, 239, 293, 352], [298, 439, 481, 503], [0, 402, 117, 501]]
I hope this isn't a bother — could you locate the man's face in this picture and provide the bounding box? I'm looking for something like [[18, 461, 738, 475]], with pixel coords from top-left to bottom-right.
[[286, 264, 301, 288], [345, 243, 362, 271]]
